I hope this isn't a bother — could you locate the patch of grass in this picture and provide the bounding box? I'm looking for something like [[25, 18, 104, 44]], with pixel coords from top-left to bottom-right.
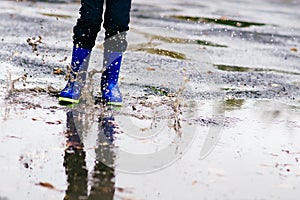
[[196, 40, 228, 47], [144, 85, 171, 96], [215, 64, 251, 72], [171, 15, 265, 28], [223, 99, 245, 110], [151, 35, 227, 47], [138, 47, 186, 60], [214, 64, 300, 75], [39, 12, 72, 19]]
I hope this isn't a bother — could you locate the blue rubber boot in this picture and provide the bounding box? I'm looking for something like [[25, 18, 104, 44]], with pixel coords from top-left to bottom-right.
[[59, 46, 91, 104], [101, 51, 123, 106]]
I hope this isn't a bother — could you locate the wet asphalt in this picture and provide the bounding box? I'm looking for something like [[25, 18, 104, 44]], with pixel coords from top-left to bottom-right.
[[0, 0, 300, 199]]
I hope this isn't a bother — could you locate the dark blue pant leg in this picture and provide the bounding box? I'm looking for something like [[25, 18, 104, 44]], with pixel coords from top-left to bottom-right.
[[73, 0, 104, 49], [104, 0, 132, 39], [103, 0, 132, 52]]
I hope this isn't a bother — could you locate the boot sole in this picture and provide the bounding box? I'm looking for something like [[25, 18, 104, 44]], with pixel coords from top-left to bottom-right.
[[106, 101, 123, 107], [58, 97, 80, 104], [59, 96, 122, 106]]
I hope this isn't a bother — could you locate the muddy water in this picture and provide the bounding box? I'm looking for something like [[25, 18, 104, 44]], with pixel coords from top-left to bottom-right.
[[1, 0, 300, 199]]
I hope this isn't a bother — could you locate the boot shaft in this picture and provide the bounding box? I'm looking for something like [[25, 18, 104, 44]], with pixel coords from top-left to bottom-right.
[[69, 46, 92, 85], [71, 46, 91, 71], [100, 51, 123, 105], [59, 47, 91, 103], [101, 51, 122, 86]]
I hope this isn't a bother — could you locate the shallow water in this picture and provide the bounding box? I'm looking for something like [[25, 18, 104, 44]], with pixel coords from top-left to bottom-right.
[[1, 0, 300, 199]]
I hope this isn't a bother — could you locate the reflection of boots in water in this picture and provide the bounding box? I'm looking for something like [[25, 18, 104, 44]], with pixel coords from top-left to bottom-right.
[[63, 149, 88, 200], [88, 158, 115, 200], [64, 150, 115, 200], [86, 114, 118, 199], [96, 114, 117, 168], [64, 110, 87, 199], [63, 110, 116, 200], [99, 115, 117, 143], [65, 111, 84, 151]]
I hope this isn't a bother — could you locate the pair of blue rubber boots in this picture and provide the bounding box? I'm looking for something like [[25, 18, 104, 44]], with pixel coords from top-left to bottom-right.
[[58, 46, 123, 106]]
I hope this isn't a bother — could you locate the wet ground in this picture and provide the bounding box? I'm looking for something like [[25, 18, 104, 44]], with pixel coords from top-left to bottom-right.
[[1, 0, 300, 199]]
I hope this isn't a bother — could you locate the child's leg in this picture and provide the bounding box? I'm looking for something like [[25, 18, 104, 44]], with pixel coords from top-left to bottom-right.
[[103, 0, 132, 41], [59, 0, 105, 103], [73, 0, 105, 49], [100, 0, 131, 105]]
